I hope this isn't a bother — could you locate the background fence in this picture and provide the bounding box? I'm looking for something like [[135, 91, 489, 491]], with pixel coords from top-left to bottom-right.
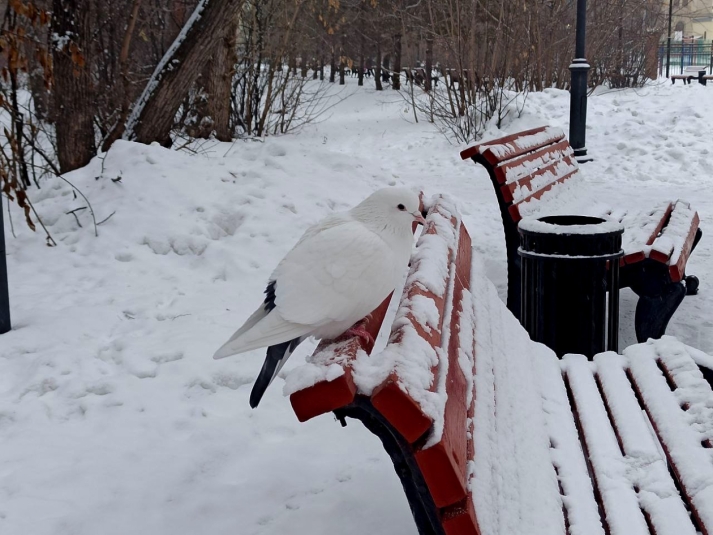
[[658, 40, 713, 76]]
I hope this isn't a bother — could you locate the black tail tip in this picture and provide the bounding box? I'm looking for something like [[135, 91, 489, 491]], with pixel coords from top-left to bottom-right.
[[249, 387, 264, 409]]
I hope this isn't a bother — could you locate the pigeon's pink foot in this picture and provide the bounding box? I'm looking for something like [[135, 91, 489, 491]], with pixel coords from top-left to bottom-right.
[[344, 325, 375, 347]]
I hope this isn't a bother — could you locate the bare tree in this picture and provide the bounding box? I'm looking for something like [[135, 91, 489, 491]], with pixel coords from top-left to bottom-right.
[[51, 0, 96, 172], [122, 0, 245, 146]]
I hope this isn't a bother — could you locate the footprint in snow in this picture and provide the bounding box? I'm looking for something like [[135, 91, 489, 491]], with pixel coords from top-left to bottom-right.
[[267, 144, 288, 157]]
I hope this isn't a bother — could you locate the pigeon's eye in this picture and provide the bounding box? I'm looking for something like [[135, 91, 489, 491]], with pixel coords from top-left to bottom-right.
[[397, 204, 406, 211]]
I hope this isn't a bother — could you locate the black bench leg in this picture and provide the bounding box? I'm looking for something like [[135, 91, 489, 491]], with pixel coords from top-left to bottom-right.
[[684, 228, 703, 296], [634, 282, 686, 342]]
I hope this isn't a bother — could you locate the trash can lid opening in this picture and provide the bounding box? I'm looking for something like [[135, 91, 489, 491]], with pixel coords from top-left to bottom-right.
[[539, 215, 605, 226]]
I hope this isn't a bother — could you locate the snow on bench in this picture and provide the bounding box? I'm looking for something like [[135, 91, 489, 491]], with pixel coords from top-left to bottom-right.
[[285, 194, 713, 535], [460, 126, 703, 343], [284, 196, 713, 535], [286, 196, 563, 534]]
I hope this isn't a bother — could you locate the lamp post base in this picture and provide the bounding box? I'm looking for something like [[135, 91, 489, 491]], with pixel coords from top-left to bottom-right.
[[573, 147, 593, 164], [569, 58, 590, 162]]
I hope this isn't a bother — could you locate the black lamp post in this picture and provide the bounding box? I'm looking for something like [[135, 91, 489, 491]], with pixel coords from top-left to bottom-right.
[[569, 0, 591, 162], [0, 201, 9, 334], [665, 0, 673, 78]]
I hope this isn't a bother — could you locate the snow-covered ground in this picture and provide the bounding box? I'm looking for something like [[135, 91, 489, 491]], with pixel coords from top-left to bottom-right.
[[2, 79, 712, 534]]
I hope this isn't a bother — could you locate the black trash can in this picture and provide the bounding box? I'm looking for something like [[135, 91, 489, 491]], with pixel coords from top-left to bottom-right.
[[518, 215, 624, 357]]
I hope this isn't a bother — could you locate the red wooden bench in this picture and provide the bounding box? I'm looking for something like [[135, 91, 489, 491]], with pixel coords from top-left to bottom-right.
[[288, 196, 478, 534], [284, 195, 713, 535], [460, 126, 702, 343], [287, 199, 713, 535]]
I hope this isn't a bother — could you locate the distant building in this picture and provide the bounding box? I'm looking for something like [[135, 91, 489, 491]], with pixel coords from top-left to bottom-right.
[[669, 0, 713, 40]]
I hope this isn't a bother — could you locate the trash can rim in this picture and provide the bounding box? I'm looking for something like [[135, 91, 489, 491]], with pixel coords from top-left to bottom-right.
[[519, 215, 624, 236], [518, 247, 624, 261]]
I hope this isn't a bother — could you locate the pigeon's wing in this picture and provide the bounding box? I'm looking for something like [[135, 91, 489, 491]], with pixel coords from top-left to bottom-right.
[[212, 307, 312, 359], [271, 221, 397, 326]]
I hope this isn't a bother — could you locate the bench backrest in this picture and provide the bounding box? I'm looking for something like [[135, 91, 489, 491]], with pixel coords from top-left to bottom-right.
[[683, 66, 707, 73], [460, 126, 579, 223], [287, 196, 481, 534], [460, 126, 579, 313]]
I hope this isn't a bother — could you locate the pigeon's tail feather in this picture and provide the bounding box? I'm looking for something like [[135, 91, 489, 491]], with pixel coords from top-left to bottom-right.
[[250, 337, 304, 408], [224, 305, 269, 345], [213, 310, 312, 359]]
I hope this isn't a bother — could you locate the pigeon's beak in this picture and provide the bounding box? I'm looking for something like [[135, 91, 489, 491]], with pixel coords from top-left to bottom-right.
[[412, 211, 427, 226]]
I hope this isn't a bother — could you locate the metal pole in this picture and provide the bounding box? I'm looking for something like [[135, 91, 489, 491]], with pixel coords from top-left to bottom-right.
[[569, 0, 591, 162], [665, 0, 673, 78], [0, 198, 10, 334]]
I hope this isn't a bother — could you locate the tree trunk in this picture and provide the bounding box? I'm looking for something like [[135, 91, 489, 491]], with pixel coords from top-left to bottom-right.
[[392, 33, 401, 90], [52, 0, 96, 173], [312, 48, 318, 79], [339, 34, 345, 85], [101, 0, 143, 152], [123, 0, 244, 146], [301, 51, 308, 78], [358, 33, 365, 87], [425, 37, 433, 91], [330, 45, 336, 83], [319, 56, 324, 80], [205, 15, 238, 141], [29, 67, 50, 123], [375, 41, 383, 90]]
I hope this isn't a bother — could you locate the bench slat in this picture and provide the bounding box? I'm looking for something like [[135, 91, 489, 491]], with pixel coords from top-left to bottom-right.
[[289, 296, 391, 422], [536, 353, 606, 535], [627, 340, 713, 535], [500, 151, 578, 204], [508, 169, 579, 223], [461, 126, 565, 166], [480, 127, 565, 166], [648, 201, 699, 281], [415, 225, 473, 508], [459, 125, 549, 161], [494, 139, 574, 186], [371, 204, 459, 444], [564, 355, 651, 535], [619, 203, 673, 266], [595, 353, 696, 535]]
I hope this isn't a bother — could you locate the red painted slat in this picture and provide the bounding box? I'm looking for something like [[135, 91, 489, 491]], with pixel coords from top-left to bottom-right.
[[415, 225, 473, 508], [507, 170, 578, 223], [372, 208, 458, 443], [371, 375, 433, 443], [442, 497, 481, 535], [459, 126, 548, 161], [645, 203, 674, 246], [669, 212, 700, 283], [289, 296, 392, 422], [649, 244, 674, 264], [479, 128, 565, 166], [290, 364, 357, 423], [499, 152, 577, 204], [494, 139, 574, 186]]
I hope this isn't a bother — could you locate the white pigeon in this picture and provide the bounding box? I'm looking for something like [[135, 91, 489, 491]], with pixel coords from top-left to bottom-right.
[[213, 187, 425, 408]]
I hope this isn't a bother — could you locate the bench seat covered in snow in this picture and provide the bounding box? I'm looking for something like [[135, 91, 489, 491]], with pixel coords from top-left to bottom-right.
[[459, 126, 703, 343], [284, 196, 713, 535]]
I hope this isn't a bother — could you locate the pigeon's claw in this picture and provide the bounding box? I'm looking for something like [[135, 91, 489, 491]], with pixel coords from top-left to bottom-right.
[[344, 324, 375, 347]]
